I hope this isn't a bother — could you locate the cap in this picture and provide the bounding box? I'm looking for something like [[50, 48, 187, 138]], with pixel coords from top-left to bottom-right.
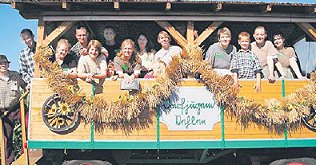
[[0, 54, 11, 63]]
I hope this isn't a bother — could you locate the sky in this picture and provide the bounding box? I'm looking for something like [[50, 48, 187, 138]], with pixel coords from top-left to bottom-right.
[[0, 4, 38, 71]]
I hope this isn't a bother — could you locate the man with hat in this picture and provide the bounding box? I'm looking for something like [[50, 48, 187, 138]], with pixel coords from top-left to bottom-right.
[[0, 54, 26, 164]]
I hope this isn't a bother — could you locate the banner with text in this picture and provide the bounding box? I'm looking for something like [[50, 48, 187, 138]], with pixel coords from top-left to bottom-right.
[[160, 87, 221, 131]]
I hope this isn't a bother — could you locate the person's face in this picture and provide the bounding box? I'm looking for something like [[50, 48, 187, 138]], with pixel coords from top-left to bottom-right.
[[218, 33, 231, 48], [238, 36, 250, 50], [0, 62, 9, 73], [273, 35, 285, 49], [253, 28, 267, 44], [138, 35, 148, 49], [75, 28, 88, 45], [158, 35, 170, 49], [56, 44, 69, 60], [122, 43, 134, 58], [104, 28, 116, 41], [88, 45, 99, 60], [20, 32, 34, 48]]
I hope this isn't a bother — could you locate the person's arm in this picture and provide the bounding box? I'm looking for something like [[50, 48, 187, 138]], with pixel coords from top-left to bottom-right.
[[101, 47, 109, 58], [19, 51, 31, 84], [232, 72, 239, 90], [92, 57, 108, 79], [113, 58, 125, 78], [76, 56, 93, 80], [254, 72, 261, 93], [230, 53, 239, 90], [266, 41, 280, 82], [288, 47, 304, 79], [253, 52, 262, 92], [204, 44, 215, 66]]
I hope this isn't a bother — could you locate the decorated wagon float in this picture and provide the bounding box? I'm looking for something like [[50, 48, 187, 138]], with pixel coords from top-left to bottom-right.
[[2, 0, 316, 164]]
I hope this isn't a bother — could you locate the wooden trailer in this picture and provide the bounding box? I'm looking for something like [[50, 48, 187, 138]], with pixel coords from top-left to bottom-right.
[[2, 0, 316, 164]]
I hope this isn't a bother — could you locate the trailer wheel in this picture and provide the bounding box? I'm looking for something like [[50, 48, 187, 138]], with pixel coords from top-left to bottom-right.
[[302, 107, 316, 131], [41, 94, 80, 133]]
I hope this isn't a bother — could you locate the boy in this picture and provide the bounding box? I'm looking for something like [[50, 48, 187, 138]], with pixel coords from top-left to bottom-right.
[[155, 31, 182, 66], [205, 27, 237, 75], [70, 25, 108, 64], [103, 26, 120, 63], [19, 28, 36, 89], [231, 32, 262, 92], [251, 26, 286, 82]]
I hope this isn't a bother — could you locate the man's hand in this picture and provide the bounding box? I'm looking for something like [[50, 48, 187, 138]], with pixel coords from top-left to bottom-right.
[[101, 47, 109, 57], [80, 48, 88, 56]]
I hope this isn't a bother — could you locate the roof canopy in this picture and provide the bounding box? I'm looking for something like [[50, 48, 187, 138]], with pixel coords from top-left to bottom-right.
[[4, 0, 315, 20]]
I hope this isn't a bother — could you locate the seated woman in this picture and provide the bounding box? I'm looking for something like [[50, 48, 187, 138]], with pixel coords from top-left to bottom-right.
[[114, 39, 141, 82], [49, 39, 77, 79], [273, 32, 305, 79], [136, 33, 156, 78], [77, 40, 108, 82]]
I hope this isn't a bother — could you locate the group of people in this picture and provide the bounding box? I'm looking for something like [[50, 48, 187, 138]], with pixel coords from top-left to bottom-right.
[[0, 26, 183, 164], [205, 26, 305, 92], [48, 26, 182, 84], [0, 24, 306, 164]]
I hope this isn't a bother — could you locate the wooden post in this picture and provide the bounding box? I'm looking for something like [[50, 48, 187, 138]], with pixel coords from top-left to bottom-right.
[[34, 17, 45, 78], [296, 23, 316, 42], [0, 119, 5, 165], [194, 21, 223, 46], [19, 94, 29, 165], [155, 21, 188, 48], [186, 21, 194, 46]]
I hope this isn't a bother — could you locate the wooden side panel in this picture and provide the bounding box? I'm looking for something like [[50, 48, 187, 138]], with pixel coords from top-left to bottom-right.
[[282, 80, 315, 139], [29, 78, 316, 142], [95, 80, 157, 140], [29, 79, 92, 141]]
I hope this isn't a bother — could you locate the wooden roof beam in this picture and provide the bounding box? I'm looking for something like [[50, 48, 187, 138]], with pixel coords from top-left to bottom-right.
[[11, 1, 16, 9], [296, 23, 316, 42], [83, 21, 97, 40], [42, 21, 75, 47], [263, 4, 272, 13], [166, 2, 171, 11], [61, 1, 71, 10], [186, 21, 194, 46], [194, 21, 223, 46], [213, 3, 222, 12], [114, 1, 120, 11], [306, 6, 316, 14], [155, 21, 187, 48]]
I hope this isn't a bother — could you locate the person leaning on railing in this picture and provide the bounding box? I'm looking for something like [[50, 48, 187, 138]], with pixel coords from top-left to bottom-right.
[[0, 54, 26, 165], [113, 39, 141, 83], [77, 40, 108, 82], [49, 39, 78, 79]]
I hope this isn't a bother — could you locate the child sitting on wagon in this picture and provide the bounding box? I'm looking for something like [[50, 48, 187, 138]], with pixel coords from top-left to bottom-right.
[[251, 26, 286, 83], [231, 32, 262, 93]]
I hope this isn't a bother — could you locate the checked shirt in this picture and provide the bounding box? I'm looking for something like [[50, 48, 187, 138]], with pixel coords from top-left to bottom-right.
[[231, 49, 262, 79]]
